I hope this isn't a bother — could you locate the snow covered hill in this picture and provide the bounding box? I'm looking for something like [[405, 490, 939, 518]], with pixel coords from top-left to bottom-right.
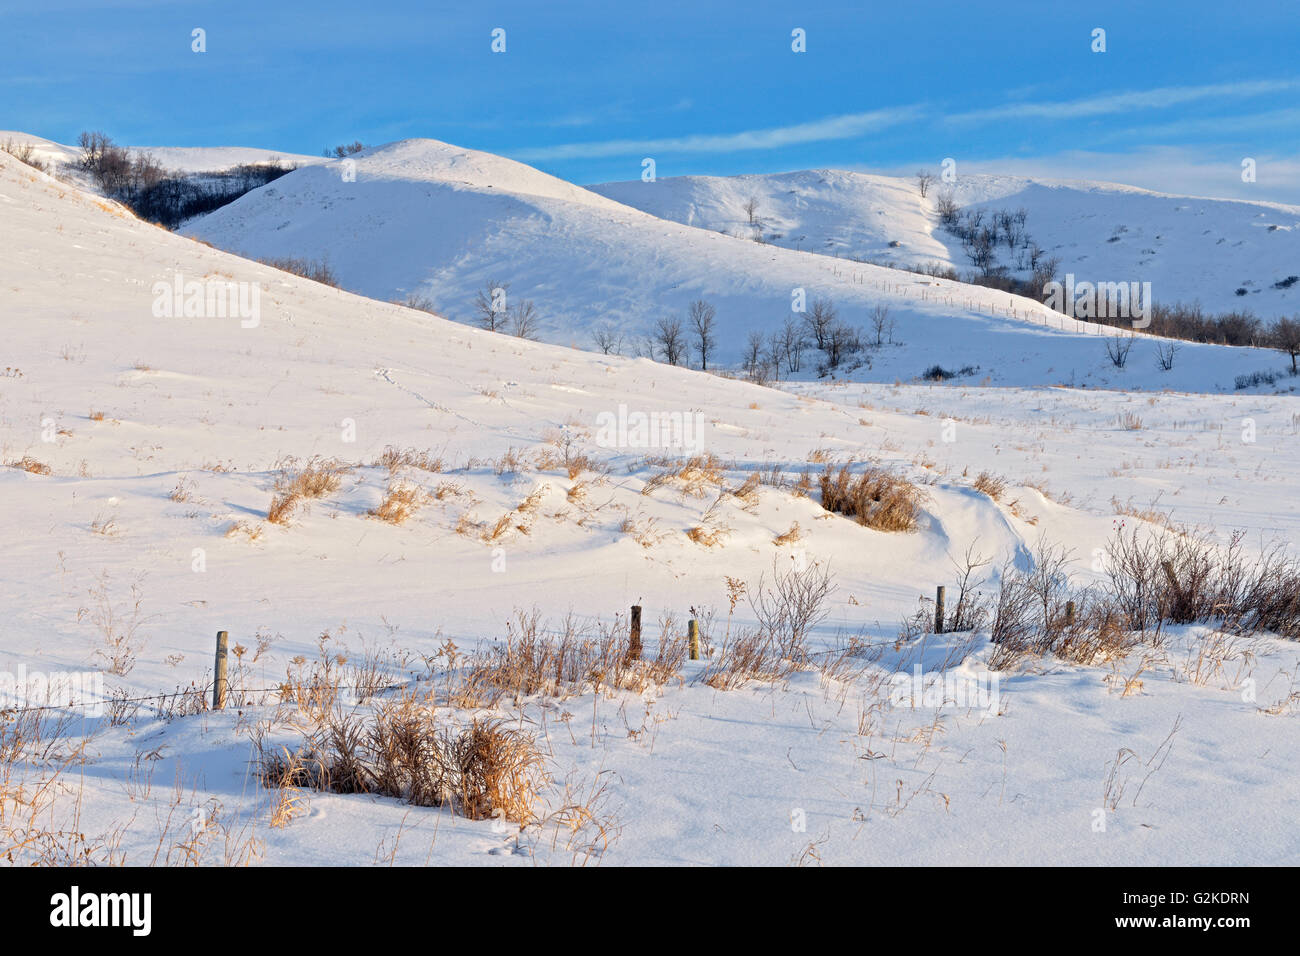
[[592, 169, 1300, 320], [178, 139, 1289, 391], [3, 144, 1300, 866], [0, 130, 325, 176]]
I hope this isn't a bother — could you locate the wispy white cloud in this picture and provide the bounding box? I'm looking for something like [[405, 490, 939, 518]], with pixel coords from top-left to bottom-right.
[[509, 106, 923, 161], [946, 79, 1300, 124], [510, 78, 1299, 165], [1089, 107, 1300, 143]]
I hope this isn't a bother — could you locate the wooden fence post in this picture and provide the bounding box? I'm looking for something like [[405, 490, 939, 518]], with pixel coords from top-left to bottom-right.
[[628, 605, 642, 661], [935, 586, 946, 634], [688, 619, 700, 660], [1065, 600, 1077, 626], [213, 630, 229, 710]]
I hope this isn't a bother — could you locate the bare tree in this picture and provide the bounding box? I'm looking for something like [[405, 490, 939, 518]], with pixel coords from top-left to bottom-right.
[[1033, 256, 1061, 303], [765, 331, 784, 383], [802, 298, 836, 352], [474, 279, 510, 332], [779, 317, 806, 373], [324, 141, 365, 158], [403, 292, 437, 313], [1155, 340, 1179, 371], [508, 299, 540, 339], [742, 329, 765, 374], [935, 192, 960, 227], [77, 131, 111, 172], [592, 323, 623, 355], [689, 299, 717, 370], [963, 227, 998, 276], [654, 315, 686, 365], [743, 196, 760, 225], [1272, 316, 1300, 373], [870, 304, 890, 346], [916, 170, 935, 198], [824, 322, 862, 370]]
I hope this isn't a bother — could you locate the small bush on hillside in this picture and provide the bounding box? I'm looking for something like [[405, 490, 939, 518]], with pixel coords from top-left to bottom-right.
[[257, 256, 339, 288], [921, 364, 979, 381]]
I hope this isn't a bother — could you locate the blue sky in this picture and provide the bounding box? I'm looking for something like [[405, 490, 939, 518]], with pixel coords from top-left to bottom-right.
[[4, 0, 1299, 200]]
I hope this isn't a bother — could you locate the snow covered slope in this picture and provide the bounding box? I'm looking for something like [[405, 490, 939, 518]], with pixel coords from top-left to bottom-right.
[[2, 150, 1299, 866], [182, 139, 1288, 390], [0, 130, 325, 175], [592, 170, 1300, 318], [592, 168, 951, 264]]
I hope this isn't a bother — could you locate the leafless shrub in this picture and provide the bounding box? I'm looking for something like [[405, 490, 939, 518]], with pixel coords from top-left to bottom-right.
[[81, 572, 153, 676], [402, 293, 438, 313], [699, 628, 797, 690], [1106, 526, 1300, 640], [257, 256, 339, 287], [1, 138, 46, 172], [1105, 334, 1135, 368], [947, 544, 993, 633], [747, 557, 836, 662], [987, 541, 1132, 669]]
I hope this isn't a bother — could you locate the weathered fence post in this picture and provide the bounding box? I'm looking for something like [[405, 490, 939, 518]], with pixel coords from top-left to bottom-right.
[[213, 630, 228, 710], [934, 586, 946, 634], [1065, 600, 1077, 626], [628, 605, 642, 661], [688, 619, 700, 660]]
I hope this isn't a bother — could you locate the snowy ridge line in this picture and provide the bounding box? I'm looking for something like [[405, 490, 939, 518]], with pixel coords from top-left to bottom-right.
[[821, 260, 1131, 337]]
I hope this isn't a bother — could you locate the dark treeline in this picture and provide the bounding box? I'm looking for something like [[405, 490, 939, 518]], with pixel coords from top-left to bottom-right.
[[75, 131, 294, 229]]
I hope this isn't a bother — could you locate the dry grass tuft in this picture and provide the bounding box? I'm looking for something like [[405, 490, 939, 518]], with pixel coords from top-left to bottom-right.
[[729, 472, 761, 507], [972, 471, 1008, 501], [266, 457, 348, 525], [483, 512, 514, 542], [447, 720, 545, 824], [368, 481, 426, 525], [641, 453, 726, 498], [450, 609, 685, 707], [700, 629, 799, 690], [685, 524, 729, 547], [8, 456, 52, 476], [224, 520, 264, 542], [819, 463, 922, 532], [618, 513, 662, 548], [375, 446, 443, 474], [256, 706, 545, 826], [773, 522, 803, 546]]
